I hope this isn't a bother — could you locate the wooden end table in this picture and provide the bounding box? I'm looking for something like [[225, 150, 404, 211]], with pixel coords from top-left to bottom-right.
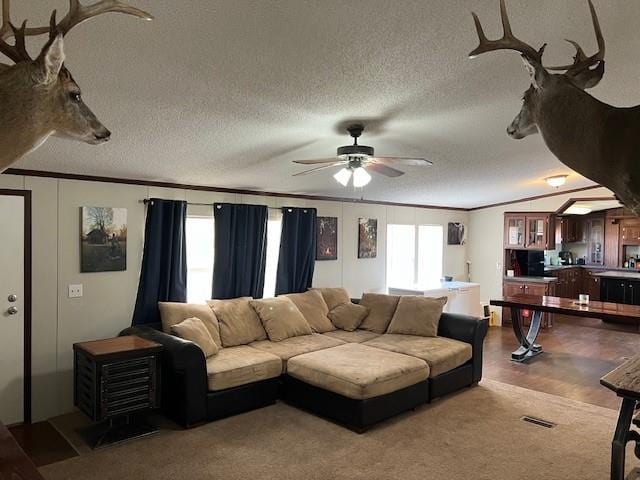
[[73, 335, 163, 449], [601, 356, 640, 480]]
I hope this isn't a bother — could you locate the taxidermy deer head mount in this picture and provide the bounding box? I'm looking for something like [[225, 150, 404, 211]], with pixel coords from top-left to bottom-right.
[[470, 1, 640, 215], [0, 0, 152, 172]]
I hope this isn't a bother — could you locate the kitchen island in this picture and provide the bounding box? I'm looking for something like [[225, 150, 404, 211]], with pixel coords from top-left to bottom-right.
[[388, 281, 482, 317]]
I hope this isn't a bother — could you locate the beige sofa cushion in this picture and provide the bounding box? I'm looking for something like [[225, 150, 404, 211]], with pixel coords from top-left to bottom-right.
[[322, 329, 381, 344], [363, 334, 472, 378], [386, 296, 447, 337], [285, 290, 335, 333], [358, 293, 400, 334], [327, 303, 369, 331], [287, 343, 429, 400], [311, 287, 351, 310], [171, 317, 219, 358], [159, 302, 222, 348], [205, 345, 282, 391], [250, 297, 313, 342], [208, 297, 267, 347], [250, 333, 345, 371]]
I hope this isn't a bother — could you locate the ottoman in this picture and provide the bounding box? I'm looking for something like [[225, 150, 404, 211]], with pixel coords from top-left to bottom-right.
[[283, 343, 430, 431]]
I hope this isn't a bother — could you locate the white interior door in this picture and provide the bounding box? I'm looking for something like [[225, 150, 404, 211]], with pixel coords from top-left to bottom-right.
[[0, 194, 25, 425]]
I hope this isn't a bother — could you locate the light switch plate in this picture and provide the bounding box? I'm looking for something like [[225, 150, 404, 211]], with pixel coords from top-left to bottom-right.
[[68, 284, 83, 298]]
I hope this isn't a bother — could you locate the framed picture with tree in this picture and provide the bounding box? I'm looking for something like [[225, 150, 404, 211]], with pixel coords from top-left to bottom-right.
[[81, 207, 127, 272]]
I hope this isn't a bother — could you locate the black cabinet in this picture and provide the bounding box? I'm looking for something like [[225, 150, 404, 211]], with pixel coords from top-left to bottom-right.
[[601, 278, 640, 305]]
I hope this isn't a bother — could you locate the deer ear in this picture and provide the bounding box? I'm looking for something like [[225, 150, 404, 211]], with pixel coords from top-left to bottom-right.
[[38, 35, 65, 84], [569, 61, 605, 90], [521, 55, 549, 89]]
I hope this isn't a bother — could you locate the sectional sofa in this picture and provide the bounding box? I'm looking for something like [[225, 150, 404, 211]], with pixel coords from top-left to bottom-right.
[[122, 288, 488, 432]]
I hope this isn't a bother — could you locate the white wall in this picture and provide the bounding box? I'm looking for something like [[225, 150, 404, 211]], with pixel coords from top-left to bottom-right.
[[467, 186, 613, 324], [0, 173, 468, 421]]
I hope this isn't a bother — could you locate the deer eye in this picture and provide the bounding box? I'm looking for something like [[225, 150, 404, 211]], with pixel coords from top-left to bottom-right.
[[69, 92, 81, 103]]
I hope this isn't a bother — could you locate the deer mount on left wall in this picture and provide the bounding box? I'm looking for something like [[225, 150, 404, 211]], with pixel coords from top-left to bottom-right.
[[0, 0, 152, 173]]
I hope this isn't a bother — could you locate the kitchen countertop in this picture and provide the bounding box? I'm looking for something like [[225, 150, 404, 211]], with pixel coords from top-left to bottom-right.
[[388, 281, 479, 291], [593, 271, 640, 280], [504, 276, 558, 284], [544, 265, 639, 273]]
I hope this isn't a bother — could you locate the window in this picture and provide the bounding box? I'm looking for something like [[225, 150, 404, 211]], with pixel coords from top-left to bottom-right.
[[186, 214, 215, 304], [387, 224, 443, 288], [185, 206, 284, 301], [263, 209, 283, 298]]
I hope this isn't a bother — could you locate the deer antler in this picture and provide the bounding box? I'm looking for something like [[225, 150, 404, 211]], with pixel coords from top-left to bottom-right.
[[52, 0, 153, 39], [0, 0, 152, 64], [546, 0, 605, 74], [469, 0, 546, 64], [0, 0, 50, 63]]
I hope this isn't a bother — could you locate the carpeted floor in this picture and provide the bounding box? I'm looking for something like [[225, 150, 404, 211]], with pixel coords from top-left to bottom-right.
[[41, 379, 639, 480]]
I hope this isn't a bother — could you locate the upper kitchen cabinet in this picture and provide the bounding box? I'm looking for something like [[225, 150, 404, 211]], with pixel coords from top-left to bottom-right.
[[504, 214, 525, 249], [504, 213, 555, 250], [585, 215, 605, 265], [526, 215, 555, 250], [556, 216, 583, 244]]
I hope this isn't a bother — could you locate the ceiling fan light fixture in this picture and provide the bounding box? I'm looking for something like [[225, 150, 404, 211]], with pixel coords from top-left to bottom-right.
[[545, 175, 568, 188], [334, 167, 352, 186], [353, 167, 372, 188]]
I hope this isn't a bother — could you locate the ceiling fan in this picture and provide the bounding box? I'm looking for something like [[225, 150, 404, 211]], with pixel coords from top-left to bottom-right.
[[292, 124, 433, 187]]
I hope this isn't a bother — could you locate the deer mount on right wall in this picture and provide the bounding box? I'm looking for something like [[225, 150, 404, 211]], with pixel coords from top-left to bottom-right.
[[470, 0, 640, 216]]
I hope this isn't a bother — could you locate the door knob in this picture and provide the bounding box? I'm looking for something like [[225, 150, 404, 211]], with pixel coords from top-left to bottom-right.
[[7, 306, 18, 315], [7, 294, 17, 302]]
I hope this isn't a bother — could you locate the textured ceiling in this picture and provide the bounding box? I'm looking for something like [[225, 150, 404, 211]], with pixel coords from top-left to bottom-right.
[[8, 0, 639, 208]]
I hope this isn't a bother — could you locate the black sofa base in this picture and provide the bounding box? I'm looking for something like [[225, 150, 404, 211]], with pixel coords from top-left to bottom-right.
[[429, 363, 474, 401], [206, 378, 280, 422], [281, 375, 429, 432]]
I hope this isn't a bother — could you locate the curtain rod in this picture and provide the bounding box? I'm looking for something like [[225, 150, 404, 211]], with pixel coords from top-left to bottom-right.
[[141, 199, 285, 210]]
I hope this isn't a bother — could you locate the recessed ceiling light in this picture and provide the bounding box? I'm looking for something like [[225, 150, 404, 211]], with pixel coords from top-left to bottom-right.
[[565, 205, 592, 215], [545, 175, 568, 188]]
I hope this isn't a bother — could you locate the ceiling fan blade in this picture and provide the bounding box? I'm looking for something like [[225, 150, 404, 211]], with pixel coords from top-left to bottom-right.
[[293, 158, 340, 165], [293, 162, 345, 177], [366, 163, 405, 178], [372, 156, 433, 167]]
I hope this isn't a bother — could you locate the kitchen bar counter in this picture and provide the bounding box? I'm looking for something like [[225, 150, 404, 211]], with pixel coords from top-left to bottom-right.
[[544, 265, 639, 273], [593, 270, 640, 280]]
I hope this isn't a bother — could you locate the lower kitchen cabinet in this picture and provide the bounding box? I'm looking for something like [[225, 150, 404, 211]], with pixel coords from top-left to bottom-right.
[[502, 279, 556, 328], [601, 278, 640, 305]]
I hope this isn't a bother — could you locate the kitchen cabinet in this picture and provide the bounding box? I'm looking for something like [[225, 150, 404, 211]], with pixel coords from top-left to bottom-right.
[[585, 215, 605, 265], [582, 269, 601, 301], [551, 267, 582, 299], [504, 214, 525, 249], [502, 279, 555, 327], [504, 213, 554, 250], [601, 278, 640, 305], [605, 210, 621, 268], [557, 216, 583, 244], [621, 223, 640, 246]]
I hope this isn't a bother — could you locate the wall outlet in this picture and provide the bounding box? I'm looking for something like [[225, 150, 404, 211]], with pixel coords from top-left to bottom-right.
[[68, 284, 83, 298]]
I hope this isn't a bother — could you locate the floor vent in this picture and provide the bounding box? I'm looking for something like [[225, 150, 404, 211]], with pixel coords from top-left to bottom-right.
[[521, 416, 556, 428]]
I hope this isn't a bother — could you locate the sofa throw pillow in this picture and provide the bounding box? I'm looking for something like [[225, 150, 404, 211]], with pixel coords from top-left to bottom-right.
[[250, 297, 313, 342], [159, 302, 222, 348], [327, 303, 370, 331], [285, 290, 335, 333], [207, 297, 267, 347], [312, 287, 351, 310], [386, 296, 448, 337], [358, 293, 400, 334], [171, 317, 219, 358]]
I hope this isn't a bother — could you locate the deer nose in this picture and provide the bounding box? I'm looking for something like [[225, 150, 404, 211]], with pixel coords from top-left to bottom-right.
[[94, 129, 111, 142]]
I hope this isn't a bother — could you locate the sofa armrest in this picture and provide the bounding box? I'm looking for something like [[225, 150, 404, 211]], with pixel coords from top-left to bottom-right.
[[120, 326, 208, 427], [437, 313, 488, 383]]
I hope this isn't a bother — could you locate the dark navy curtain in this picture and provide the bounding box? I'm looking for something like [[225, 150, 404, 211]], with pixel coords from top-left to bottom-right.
[[275, 207, 317, 295], [132, 198, 187, 326], [213, 203, 268, 299]]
